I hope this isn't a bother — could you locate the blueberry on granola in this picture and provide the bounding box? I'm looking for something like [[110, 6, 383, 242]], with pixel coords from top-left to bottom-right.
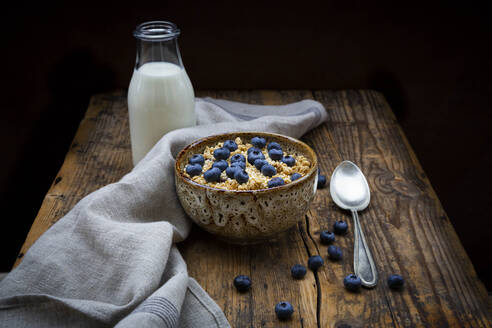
[[234, 170, 249, 184], [268, 149, 283, 161], [204, 167, 222, 182], [251, 136, 266, 149], [254, 159, 268, 170], [290, 173, 302, 181], [261, 164, 277, 177], [223, 139, 238, 151], [230, 161, 246, 169], [189, 154, 205, 166], [213, 147, 230, 160], [248, 149, 265, 164], [212, 160, 228, 172], [267, 142, 282, 151], [268, 177, 285, 188], [185, 164, 202, 177], [230, 153, 246, 163], [281, 156, 296, 167], [226, 165, 241, 179]]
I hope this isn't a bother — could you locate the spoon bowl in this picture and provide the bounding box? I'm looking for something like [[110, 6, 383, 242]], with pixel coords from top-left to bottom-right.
[[330, 161, 370, 211]]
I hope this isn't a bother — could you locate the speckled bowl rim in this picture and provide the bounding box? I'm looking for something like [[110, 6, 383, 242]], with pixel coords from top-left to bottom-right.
[[175, 132, 318, 194]]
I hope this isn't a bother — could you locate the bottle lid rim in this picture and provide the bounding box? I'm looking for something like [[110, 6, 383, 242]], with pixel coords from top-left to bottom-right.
[[133, 21, 180, 41]]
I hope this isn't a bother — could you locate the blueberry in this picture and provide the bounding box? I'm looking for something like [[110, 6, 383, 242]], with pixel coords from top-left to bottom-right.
[[189, 154, 205, 166], [275, 301, 294, 320], [333, 220, 348, 235], [251, 136, 266, 148], [247, 147, 261, 154], [185, 163, 202, 177], [281, 156, 296, 167], [212, 160, 228, 172], [307, 255, 324, 271], [248, 149, 265, 164], [320, 230, 335, 244], [226, 166, 241, 179], [223, 139, 238, 151], [254, 159, 268, 170], [290, 264, 307, 279], [261, 164, 277, 177], [387, 274, 405, 290], [267, 142, 282, 151], [344, 274, 362, 292], [233, 275, 251, 292], [267, 177, 285, 188], [317, 174, 327, 188], [268, 149, 283, 161], [230, 153, 246, 163], [291, 173, 302, 181], [203, 167, 222, 182], [230, 161, 246, 169], [234, 170, 249, 184], [213, 147, 230, 160], [327, 245, 342, 261]]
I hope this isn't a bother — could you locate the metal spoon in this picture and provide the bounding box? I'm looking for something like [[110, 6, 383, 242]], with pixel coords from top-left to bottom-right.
[[330, 160, 378, 287]]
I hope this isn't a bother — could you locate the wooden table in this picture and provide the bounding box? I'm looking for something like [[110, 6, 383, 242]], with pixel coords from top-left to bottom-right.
[[14, 90, 491, 327]]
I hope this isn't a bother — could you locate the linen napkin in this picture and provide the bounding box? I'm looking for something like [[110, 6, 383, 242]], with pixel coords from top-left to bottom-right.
[[0, 96, 327, 328]]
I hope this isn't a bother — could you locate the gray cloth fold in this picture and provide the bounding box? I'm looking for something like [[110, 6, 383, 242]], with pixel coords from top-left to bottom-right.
[[0, 97, 327, 328]]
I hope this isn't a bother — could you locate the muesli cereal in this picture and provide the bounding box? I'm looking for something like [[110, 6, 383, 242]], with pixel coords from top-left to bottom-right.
[[183, 137, 311, 190]]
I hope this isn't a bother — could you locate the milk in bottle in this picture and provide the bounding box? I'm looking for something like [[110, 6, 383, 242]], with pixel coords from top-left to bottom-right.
[[127, 21, 195, 165]]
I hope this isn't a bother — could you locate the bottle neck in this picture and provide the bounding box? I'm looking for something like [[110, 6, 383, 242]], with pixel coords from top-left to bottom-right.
[[135, 38, 183, 69]]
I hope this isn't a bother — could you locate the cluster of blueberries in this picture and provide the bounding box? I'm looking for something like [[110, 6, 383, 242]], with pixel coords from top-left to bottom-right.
[[186, 136, 303, 187], [232, 219, 405, 321]]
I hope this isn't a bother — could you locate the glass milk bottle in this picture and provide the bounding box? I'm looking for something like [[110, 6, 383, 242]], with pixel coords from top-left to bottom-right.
[[128, 21, 195, 165]]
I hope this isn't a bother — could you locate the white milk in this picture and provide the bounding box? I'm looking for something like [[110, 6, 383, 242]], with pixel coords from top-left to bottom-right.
[[127, 62, 195, 165]]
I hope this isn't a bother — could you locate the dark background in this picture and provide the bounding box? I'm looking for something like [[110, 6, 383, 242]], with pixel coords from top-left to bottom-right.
[[1, 1, 491, 289]]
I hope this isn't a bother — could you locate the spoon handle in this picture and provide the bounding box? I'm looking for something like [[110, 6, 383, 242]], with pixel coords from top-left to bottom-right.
[[351, 210, 378, 287]]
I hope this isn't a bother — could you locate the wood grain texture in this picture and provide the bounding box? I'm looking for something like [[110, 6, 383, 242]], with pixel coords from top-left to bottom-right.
[[13, 90, 491, 327]]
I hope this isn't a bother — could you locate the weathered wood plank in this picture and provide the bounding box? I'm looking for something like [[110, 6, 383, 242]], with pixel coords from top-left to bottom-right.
[[13, 90, 491, 328]]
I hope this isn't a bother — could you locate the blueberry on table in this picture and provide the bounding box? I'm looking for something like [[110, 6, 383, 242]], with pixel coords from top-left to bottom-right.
[[203, 167, 222, 182], [230, 153, 246, 163], [189, 154, 205, 166], [320, 230, 335, 244], [247, 146, 261, 154], [226, 166, 241, 179], [307, 255, 324, 271], [333, 220, 348, 235], [267, 142, 282, 151], [185, 164, 202, 177], [267, 177, 285, 188], [233, 275, 251, 292], [248, 149, 265, 164], [344, 274, 362, 292], [291, 264, 307, 279], [275, 301, 294, 320], [327, 245, 342, 260], [254, 159, 268, 170], [234, 170, 249, 184], [213, 147, 230, 160], [230, 161, 246, 169], [290, 173, 302, 181], [223, 139, 238, 151], [281, 156, 296, 167], [212, 160, 228, 172], [251, 136, 266, 148], [268, 149, 283, 161], [387, 274, 405, 290], [261, 164, 277, 177], [317, 174, 327, 188]]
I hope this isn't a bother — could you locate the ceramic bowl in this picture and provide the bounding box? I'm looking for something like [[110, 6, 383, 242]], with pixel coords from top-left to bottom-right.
[[174, 132, 318, 244]]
